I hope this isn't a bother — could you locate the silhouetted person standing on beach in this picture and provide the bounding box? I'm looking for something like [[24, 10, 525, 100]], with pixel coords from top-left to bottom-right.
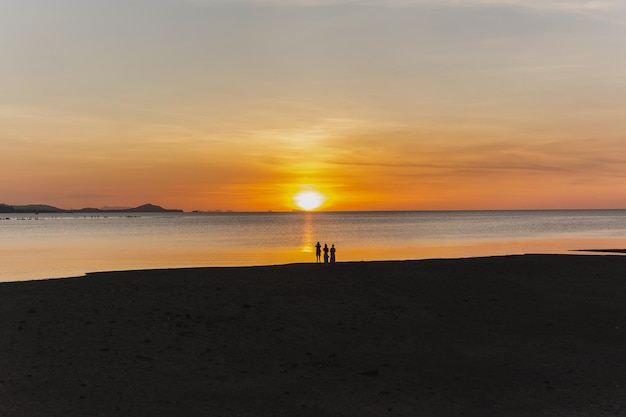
[[315, 242, 321, 263], [330, 244, 336, 264], [323, 243, 329, 265]]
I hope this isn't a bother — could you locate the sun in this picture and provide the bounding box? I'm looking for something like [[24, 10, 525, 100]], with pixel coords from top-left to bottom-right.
[[294, 190, 325, 211]]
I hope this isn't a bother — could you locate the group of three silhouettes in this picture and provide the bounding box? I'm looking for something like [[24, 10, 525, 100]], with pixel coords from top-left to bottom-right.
[[315, 242, 336, 265]]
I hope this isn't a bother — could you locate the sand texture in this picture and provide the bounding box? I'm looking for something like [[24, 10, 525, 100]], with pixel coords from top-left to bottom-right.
[[2, 254, 626, 416]]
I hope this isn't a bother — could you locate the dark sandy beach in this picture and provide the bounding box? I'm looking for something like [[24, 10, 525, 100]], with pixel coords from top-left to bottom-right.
[[2, 254, 626, 416]]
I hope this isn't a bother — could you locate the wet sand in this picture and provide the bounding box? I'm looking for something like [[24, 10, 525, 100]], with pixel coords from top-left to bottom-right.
[[2, 254, 626, 416]]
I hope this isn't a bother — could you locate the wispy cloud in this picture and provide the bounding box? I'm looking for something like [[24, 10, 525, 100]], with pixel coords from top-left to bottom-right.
[[394, 0, 622, 11], [327, 132, 626, 181], [183, 0, 626, 24], [185, 0, 623, 10]]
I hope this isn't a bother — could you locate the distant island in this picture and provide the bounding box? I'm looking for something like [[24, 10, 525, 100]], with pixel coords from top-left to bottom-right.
[[0, 203, 183, 214]]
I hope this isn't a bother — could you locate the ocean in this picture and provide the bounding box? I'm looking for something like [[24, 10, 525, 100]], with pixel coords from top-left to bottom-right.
[[1, 210, 625, 282]]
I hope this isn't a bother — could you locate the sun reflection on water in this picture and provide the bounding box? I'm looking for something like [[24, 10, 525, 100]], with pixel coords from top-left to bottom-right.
[[300, 212, 314, 254]]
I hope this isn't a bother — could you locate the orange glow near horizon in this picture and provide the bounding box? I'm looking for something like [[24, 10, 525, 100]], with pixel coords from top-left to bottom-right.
[[3, 1, 626, 212], [4, 132, 626, 212]]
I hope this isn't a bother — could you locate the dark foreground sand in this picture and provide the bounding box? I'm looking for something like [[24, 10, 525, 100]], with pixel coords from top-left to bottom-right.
[[2, 254, 626, 417]]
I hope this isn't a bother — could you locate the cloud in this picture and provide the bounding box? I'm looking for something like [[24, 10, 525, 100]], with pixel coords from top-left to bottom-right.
[[402, 0, 621, 11], [184, 0, 623, 10], [325, 132, 626, 184], [182, 0, 626, 24]]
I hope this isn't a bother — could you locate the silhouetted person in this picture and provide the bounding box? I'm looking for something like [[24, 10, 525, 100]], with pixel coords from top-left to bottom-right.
[[315, 242, 321, 263], [323, 243, 329, 265], [330, 244, 336, 264]]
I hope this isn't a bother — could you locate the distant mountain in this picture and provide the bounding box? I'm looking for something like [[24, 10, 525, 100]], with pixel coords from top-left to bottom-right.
[[123, 204, 180, 213], [12, 204, 66, 213], [0, 203, 183, 213], [0, 203, 16, 212]]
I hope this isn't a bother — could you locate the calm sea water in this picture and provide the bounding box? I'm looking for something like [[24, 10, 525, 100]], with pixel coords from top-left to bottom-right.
[[1, 210, 625, 282]]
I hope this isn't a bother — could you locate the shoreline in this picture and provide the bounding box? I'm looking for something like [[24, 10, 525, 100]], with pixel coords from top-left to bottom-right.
[[3, 254, 626, 416], [4, 247, 626, 284]]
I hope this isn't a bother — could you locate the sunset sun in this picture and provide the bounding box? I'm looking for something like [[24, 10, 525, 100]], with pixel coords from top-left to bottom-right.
[[294, 191, 325, 211]]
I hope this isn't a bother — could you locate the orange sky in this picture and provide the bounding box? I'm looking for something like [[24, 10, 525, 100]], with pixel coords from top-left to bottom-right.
[[2, 0, 626, 211]]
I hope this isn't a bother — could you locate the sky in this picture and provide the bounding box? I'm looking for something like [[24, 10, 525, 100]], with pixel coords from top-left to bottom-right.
[[2, 0, 626, 211]]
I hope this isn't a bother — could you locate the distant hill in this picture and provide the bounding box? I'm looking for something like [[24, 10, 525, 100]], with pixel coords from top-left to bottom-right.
[[9, 204, 66, 213], [0, 203, 183, 213], [123, 204, 180, 213]]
